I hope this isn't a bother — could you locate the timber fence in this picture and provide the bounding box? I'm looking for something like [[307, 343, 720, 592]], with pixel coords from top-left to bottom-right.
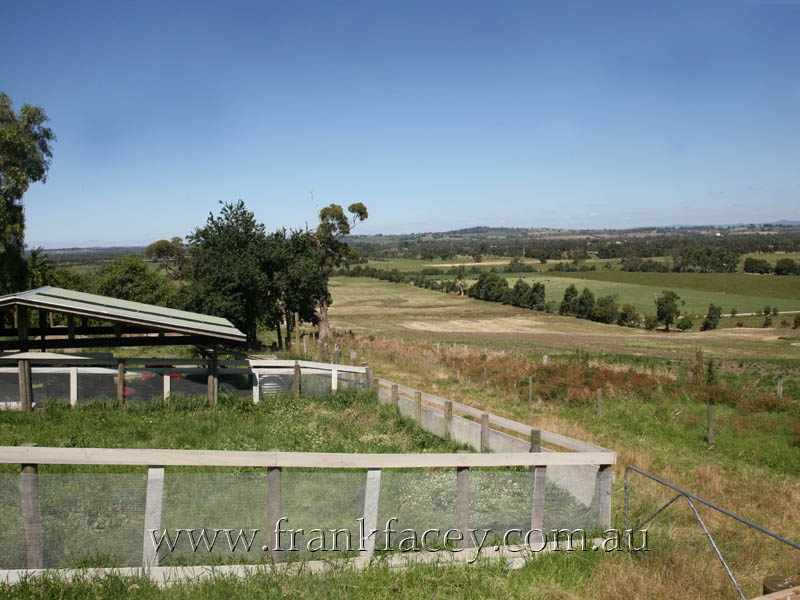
[[0, 357, 372, 410]]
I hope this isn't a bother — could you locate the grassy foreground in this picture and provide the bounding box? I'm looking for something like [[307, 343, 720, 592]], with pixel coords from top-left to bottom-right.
[[1, 553, 608, 599], [0, 390, 462, 472]]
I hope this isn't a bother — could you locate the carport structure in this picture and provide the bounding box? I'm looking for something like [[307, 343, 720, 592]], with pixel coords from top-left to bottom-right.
[[0, 286, 247, 410], [0, 286, 246, 351]]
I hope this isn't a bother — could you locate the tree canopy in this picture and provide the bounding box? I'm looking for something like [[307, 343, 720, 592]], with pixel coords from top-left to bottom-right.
[[0, 93, 56, 293], [183, 200, 278, 347], [655, 290, 680, 331], [91, 254, 172, 306]]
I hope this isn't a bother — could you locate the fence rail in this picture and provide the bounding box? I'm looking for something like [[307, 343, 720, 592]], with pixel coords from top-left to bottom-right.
[[0, 446, 615, 468]]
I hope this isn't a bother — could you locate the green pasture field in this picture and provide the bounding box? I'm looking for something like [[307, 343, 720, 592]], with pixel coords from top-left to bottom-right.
[[536, 270, 800, 302], [466, 272, 800, 316], [328, 277, 800, 361]]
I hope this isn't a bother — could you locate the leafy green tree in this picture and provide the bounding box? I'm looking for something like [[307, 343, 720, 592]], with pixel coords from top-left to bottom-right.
[[575, 288, 596, 319], [91, 254, 172, 306], [527, 281, 546, 308], [701, 304, 722, 331], [271, 229, 329, 349], [743, 257, 772, 274], [655, 290, 680, 331], [676, 315, 693, 331], [559, 284, 579, 315], [0, 93, 56, 293], [144, 237, 187, 279], [184, 200, 278, 347], [617, 303, 639, 327], [467, 272, 509, 303], [27, 247, 84, 291], [593, 294, 619, 324], [774, 258, 799, 275], [511, 278, 530, 307]]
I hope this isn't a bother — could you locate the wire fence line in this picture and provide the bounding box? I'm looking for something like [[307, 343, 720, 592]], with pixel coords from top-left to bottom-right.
[[0, 359, 615, 579]]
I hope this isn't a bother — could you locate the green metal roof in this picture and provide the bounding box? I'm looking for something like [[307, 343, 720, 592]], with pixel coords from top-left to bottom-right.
[[0, 286, 246, 343]]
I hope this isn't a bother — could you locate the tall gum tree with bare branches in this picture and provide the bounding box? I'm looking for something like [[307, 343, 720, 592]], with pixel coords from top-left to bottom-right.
[[311, 202, 368, 344]]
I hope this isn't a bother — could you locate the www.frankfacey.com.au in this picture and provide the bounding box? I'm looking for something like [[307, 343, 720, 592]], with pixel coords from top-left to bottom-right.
[[147, 518, 649, 562]]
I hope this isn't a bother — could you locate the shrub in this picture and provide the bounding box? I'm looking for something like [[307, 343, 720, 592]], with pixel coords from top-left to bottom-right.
[[644, 314, 659, 330], [677, 316, 693, 331], [701, 303, 722, 331], [794, 314, 800, 329]]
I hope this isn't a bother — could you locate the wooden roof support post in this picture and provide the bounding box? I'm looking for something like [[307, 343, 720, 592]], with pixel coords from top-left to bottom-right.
[[17, 306, 28, 352], [38, 310, 46, 342]]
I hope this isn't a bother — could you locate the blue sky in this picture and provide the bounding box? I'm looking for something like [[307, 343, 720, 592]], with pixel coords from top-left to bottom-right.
[[2, 0, 799, 247]]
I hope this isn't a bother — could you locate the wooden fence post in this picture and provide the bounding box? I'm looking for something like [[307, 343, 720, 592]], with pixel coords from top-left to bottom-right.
[[364, 365, 374, 392], [414, 391, 422, 424], [20, 443, 43, 569], [142, 465, 165, 568], [157, 366, 169, 400], [117, 360, 126, 405], [594, 465, 614, 528], [451, 360, 457, 381], [207, 357, 217, 407], [777, 378, 783, 400], [69, 367, 78, 407], [294, 312, 300, 350], [457, 451, 470, 548], [483, 367, 488, 387], [444, 400, 453, 440], [293, 361, 301, 398], [18, 359, 32, 412], [362, 468, 381, 557], [425, 356, 430, 376], [542, 354, 548, 365], [530, 429, 546, 531], [480, 412, 489, 452], [707, 404, 714, 445], [528, 376, 533, 402], [333, 346, 341, 365], [251, 372, 259, 404], [331, 366, 339, 392], [303, 336, 308, 358], [267, 463, 282, 562], [391, 384, 398, 410]]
